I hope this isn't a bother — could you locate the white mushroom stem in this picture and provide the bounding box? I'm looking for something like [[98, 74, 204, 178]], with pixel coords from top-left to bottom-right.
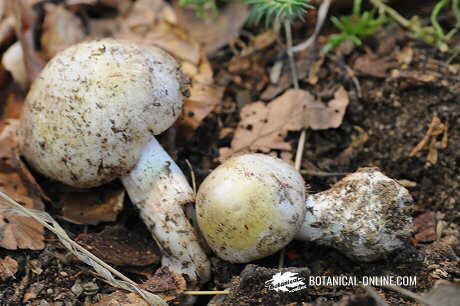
[[295, 168, 415, 261], [121, 138, 211, 284]]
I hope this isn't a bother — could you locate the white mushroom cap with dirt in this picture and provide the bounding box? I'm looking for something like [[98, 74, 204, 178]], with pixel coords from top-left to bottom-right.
[[18, 38, 210, 285]]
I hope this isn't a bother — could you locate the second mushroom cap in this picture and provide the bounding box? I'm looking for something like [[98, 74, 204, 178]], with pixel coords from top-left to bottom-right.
[[196, 154, 306, 263]]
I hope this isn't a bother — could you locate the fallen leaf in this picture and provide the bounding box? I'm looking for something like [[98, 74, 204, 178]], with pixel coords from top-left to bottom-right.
[[353, 53, 394, 78], [410, 116, 448, 165], [94, 291, 150, 306], [304, 86, 349, 130], [396, 46, 413, 66], [60, 187, 125, 225], [179, 52, 225, 133], [176, 2, 249, 54], [0, 16, 15, 54], [391, 69, 439, 84], [11, 0, 46, 84], [118, 14, 201, 64], [41, 4, 86, 59], [0, 119, 45, 251], [182, 53, 214, 85], [413, 211, 437, 244], [308, 56, 324, 85], [220, 89, 309, 158], [76, 225, 160, 266], [0, 256, 18, 280], [181, 83, 224, 131], [23, 283, 45, 303], [141, 266, 187, 302]]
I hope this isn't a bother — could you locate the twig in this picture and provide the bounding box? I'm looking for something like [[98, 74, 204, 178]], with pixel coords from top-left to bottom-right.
[[0, 191, 167, 306], [294, 129, 307, 170], [284, 20, 299, 90], [290, 0, 332, 53], [343, 63, 362, 98]]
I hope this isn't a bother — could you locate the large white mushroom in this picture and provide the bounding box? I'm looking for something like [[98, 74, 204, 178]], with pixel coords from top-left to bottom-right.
[[196, 154, 414, 263], [18, 39, 210, 284]]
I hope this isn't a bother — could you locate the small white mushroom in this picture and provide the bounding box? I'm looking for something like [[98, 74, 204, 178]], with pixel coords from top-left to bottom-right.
[[196, 155, 414, 263], [18, 39, 210, 284], [196, 154, 306, 263], [296, 167, 415, 261], [2, 41, 28, 89]]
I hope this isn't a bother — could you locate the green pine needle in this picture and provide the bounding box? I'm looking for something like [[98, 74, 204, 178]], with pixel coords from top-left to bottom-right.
[[245, 0, 313, 25]]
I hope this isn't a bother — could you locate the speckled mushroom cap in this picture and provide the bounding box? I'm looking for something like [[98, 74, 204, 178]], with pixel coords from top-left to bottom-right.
[[19, 39, 186, 188], [196, 154, 306, 263]]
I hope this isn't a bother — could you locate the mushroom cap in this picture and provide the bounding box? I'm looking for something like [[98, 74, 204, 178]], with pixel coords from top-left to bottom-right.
[[196, 154, 306, 263], [19, 39, 185, 188]]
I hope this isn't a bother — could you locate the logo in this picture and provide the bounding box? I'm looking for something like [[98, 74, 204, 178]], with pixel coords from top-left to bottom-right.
[[265, 272, 307, 293]]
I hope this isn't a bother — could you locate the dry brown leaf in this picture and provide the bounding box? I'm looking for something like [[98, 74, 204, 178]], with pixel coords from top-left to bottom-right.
[[0, 119, 45, 250], [220, 89, 310, 158], [182, 53, 214, 85], [76, 225, 160, 266], [308, 56, 324, 85], [41, 4, 86, 59], [304, 86, 349, 130], [60, 187, 125, 225], [396, 46, 413, 66], [117, 18, 201, 65], [176, 2, 249, 54], [0, 119, 20, 168], [410, 116, 448, 165], [391, 69, 439, 84], [179, 52, 224, 133], [11, 0, 46, 84], [0, 16, 15, 49], [181, 83, 224, 131], [353, 53, 394, 78], [413, 211, 437, 244], [141, 266, 187, 302], [119, 0, 165, 34], [0, 256, 18, 280], [94, 291, 151, 306]]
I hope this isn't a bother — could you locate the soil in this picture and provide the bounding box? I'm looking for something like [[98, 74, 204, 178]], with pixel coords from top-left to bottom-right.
[[1, 3, 459, 306]]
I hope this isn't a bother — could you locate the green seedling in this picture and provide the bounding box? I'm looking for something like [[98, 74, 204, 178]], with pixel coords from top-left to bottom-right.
[[245, 0, 313, 26], [324, 0, 385, 54], [370, 0, 460, 53]]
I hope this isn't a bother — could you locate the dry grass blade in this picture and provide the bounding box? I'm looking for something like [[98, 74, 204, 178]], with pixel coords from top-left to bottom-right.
[[0, 190, 167, 306]]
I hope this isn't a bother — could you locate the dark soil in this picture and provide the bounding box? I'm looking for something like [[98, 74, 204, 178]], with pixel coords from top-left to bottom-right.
[[1, 5, 459, 306]]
